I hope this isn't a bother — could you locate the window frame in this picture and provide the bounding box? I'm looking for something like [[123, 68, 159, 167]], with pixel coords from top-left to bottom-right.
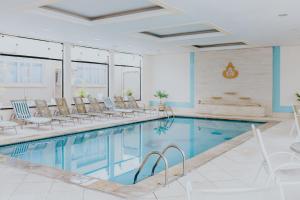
[[0, 53, 64, 110], [114, 64, 142, 101]]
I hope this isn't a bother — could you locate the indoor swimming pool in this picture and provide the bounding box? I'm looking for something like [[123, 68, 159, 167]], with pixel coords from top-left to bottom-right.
[[0, 117, 263, 185]]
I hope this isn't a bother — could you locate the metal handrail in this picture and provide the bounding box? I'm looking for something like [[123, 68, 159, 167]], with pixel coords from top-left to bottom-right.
[[151, 144, 185, 177], [133, 151, 169, 185], [165, 106, 175, 118]]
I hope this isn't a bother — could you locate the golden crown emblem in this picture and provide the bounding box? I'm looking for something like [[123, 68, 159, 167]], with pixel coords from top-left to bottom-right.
[[223, 62, 239, 79]]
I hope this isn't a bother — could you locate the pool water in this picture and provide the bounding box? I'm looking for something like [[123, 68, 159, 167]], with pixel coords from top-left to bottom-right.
[[0, 117, 263, 185]]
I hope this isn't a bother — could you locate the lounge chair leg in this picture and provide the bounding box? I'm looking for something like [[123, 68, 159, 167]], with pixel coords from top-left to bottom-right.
[[14, 127, 17, 134], [253, 161, 264, 183], [289, 123, 296, 136], [59, 121, 63, 127]]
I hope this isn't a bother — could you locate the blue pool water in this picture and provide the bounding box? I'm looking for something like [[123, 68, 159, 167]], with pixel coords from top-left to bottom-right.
[[0, 117, 263, 185]]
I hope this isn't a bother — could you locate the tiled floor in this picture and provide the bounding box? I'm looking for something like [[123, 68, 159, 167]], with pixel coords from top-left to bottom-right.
[[140, 119, 300, 200], [0, 165, 122, 200], [0, 115, 299, 200]]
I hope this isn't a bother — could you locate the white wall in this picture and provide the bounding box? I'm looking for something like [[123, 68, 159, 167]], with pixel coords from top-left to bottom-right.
[[0, 34, 63, 59], [142, 48, 275, 115], [142, 52, 191, 104], [196, 47, 273, 114], [280, 46, 300, 106]]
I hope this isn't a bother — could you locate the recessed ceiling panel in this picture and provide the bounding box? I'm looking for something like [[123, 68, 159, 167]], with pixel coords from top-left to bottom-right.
[[140, 23, 221, 39], [193, 42, 247, 49], [40, 0, 164, 21]]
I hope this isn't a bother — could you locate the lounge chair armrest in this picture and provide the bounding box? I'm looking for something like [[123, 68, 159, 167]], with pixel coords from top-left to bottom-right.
[[269, 152, 300, 162], [274, 162, 300, 174]]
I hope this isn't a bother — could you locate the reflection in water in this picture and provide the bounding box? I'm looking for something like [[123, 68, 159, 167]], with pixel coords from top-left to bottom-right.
[[0, 118, 262, 185], [154, 118, 174, 135]]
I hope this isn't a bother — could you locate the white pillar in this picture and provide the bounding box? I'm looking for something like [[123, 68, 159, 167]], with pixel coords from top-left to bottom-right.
[[63, 43, 72, 102], [108, 50, 115, 98]]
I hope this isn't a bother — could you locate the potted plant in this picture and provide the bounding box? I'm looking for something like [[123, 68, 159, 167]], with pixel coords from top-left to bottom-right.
[[296, 93, 300, 102], [78, 88, 88, 98], [125, 89, 133, 97], [154, 90, 168, 111]]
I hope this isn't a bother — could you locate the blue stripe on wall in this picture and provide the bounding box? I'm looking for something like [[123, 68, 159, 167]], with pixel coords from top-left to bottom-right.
[[272, 46, 292, 113], [149, 52, 195, 108]]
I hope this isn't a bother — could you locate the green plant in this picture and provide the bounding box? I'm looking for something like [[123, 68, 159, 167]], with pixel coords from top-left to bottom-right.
[[154, 90, 168, 103], [296, 93, 300, 102], [125, 89, 133, 97], [77, 88, 88, 98]]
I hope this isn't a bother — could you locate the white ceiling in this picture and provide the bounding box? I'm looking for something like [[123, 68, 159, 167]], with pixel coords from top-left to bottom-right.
[[0, 0, 300, 55]]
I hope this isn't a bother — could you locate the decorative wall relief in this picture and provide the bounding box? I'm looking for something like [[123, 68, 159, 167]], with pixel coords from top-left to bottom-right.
[[223, 62, 239, 79]]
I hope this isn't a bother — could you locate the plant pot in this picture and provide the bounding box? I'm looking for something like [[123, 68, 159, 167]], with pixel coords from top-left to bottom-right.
[[158, 103, 166, 111]]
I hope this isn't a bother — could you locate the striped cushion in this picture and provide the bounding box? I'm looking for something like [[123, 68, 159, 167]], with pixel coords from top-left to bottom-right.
[[11, 100, 32, 119]]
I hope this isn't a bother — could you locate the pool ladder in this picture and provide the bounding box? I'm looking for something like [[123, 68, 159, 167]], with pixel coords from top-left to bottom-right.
[[164, 106, 175, 118], [133, 144, 186, 185]]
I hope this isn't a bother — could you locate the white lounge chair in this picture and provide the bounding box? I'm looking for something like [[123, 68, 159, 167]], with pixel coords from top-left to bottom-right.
[[252, 125, 300, 184], [127, 95, 156, 114], [73, 97, 104, 120], [103, 97, 134, 117], [0, 115, 18, 134], [186, 181, 286, 200], [55, 98, 91, 123], [87, 97, 117, 118], [11, 100, 52, 129], [290, 105, 300, 138], [35, 99, 76, 126]]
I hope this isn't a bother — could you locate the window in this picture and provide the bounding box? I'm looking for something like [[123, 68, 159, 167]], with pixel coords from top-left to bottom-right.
[[113, 66, 141, 100], [71, 46, 109, 99], [113, 53, 142, 100], [71, 61, 108, 99], [0, 57, 43, 85], [72, 62, 107, 86], [0, 55, 62, 108], [0, 35, 63, 108]]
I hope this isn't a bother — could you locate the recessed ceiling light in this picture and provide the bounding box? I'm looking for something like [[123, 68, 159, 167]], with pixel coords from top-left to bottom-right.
[[78, 41, 83, 43], [278, 13, 288, 17]]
